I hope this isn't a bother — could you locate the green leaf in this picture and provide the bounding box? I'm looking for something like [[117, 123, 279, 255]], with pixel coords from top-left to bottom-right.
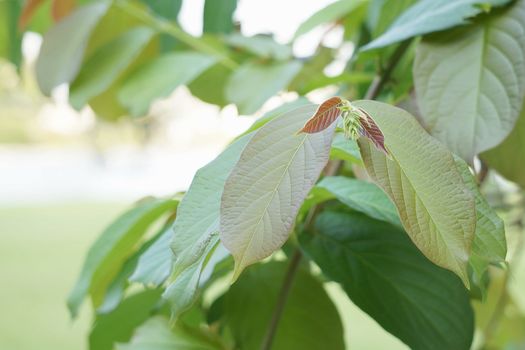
[[90, 290, 163, 350], [118, 52, 216, 116], [203, 0, 237, 34], [300, 211, 474, 350], [293, 0, 368, 39], [130, 227, 172, 287], [188, 63, 231, 106], [330, 133, 362, 163], [355, 100, 476, 285], [221, 261, 345, 350], [225, 33, 292, 61], [316, 176, 401, 226], [362, 0, 512, 50], [0, 0, 22, 67], [367, 0, 417, 39], [140, 0, 182, 52], [414, 0, 525, 161], [67, 197, 178, 318], [481, 102, 525, 188], [225, 61, 302, 115], [454, 157, 506, 282], [220, 105, 335, 280], [69, 27, 155, 110], [163, 243, 229, 317], [116, 316, 224, 350], [35, 2, 109, 95], [166, 135, 252, 315]]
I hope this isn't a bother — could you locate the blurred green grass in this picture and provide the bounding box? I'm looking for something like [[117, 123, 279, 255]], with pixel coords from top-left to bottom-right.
[[0, 202, 125, 350], [0, 202, 407, 350]]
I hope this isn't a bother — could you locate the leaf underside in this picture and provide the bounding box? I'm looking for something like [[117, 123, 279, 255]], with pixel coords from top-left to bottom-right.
[[221, 105, 335, 280], [299, 96, 343, 133], [355, 100, 476, 286]]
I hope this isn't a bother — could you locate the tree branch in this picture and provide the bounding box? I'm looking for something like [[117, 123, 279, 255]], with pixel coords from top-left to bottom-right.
[[260, 249, 303, 350]]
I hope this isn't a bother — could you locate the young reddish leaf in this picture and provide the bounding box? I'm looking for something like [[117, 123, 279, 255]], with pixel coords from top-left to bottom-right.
[[358, 107, 389, 156], [299, 96, 343, 133], [19, 0, 46, 29], [51, 0, 76, 22]]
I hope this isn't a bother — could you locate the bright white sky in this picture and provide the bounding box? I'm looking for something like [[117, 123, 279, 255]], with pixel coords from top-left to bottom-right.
[[179, 0, 338, 56]]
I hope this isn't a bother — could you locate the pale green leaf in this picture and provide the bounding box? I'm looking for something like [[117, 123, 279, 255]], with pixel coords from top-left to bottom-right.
[[36, 2, 109, 95], [116, 316, 223, 350], [293, 0, 368, 39], [67, 197, 178, 317], [203, 0, 237, 34], [454, 157, 506, 282], [163, 243, 229, 317], [69, 27, 155, 110], [414, 0, 525, 160], [481, 101, 525, 188], [300, 211, 474, 350], [355, 100, 476, 285], [220, 105, 335, 280], [225, 61, 302, 115], [170, 135, 252, 278], [316, 176, 401, 226], [221, 261, 345, 350], [119, 52, 216, 116], [165, 135, 252, 314], [129, 227, 172, 287], [363, 0, 512, 50]]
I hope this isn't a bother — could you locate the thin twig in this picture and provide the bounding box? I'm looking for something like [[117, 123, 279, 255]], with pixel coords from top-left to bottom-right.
[[364, 40, 411, 100], [260, 250, 303, 350]]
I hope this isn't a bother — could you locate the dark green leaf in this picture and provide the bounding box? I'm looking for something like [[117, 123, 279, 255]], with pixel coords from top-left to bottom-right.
[[222, 261, 345, 350], [203, 0, 237, 34], [300, 211, 474, 350], [90, 290, 163, 350], [141, 0, 183, 51], [0, 0, 22, 67]]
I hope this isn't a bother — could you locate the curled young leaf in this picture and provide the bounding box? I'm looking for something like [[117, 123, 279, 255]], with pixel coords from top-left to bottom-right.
[[357, 107, 389, 156], [298, 96, 343, 133]]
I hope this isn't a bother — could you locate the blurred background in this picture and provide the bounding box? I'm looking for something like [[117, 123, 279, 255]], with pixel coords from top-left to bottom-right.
[[1, 0, 524, 349]]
